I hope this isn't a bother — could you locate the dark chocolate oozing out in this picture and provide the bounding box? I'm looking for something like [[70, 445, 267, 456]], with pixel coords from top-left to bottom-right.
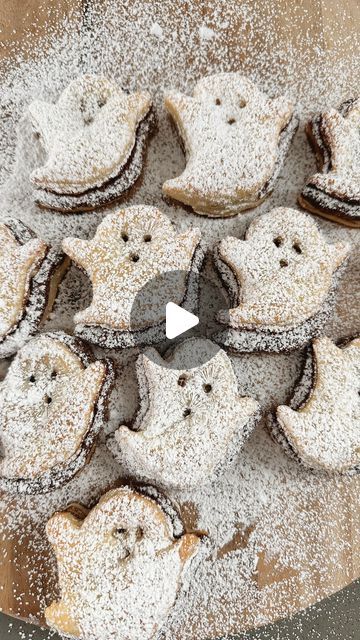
[[0, 331, 115, 494], [0, 218, 68, 359], [34, 109, 156, 213]]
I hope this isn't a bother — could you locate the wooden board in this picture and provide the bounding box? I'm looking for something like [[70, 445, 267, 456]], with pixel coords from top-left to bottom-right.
[[0, 0, 359, 636]]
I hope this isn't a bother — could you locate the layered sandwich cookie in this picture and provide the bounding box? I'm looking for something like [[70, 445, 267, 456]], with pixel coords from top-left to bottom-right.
[[213, 207, 350, 353], [108, 337, 260, 490], [62, 205, 204, 349], [45, 486, 200, 640], [0, 217, 68, 358], [268, 336, 360, 475], [162, 72, 298, 217], [299, 97, 360, 227], [0, 331, 114, 493], [28, 75, 154, 212]]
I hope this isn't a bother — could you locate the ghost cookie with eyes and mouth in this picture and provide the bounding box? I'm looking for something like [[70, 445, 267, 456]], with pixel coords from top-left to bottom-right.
[[108, 338, 260, 491], [0, 332, 114, 494], [28, 74, 154, 212], [268, 336, 360, 475], [0, 217, 69, 358], [213, 207, 350, 353], [62, 205, 204, 349], [162, 72, 298, 217], [299, 97, 360, 227], [45, 486, 201, 640]]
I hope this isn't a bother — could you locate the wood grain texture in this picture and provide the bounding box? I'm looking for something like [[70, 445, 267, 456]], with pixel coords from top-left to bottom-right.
[[0, 0, 359, 635]]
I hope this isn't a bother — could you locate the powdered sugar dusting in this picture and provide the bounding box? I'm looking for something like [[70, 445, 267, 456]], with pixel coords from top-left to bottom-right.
[[0, 1, 359, 638]]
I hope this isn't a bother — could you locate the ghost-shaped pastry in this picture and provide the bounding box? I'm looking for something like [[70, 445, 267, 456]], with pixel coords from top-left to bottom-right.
[[45, 486, 200, 640], [274, 336, 360, 474], [109, 338, 260, 490], [300, 98, 360, 227], [215, 207, 349, 334], [62, 205, 203, 348], [0, 332, 113, 493], [163, 73, 297, 216], [29, 74, 152, 195], [0, 221, 47, 341]]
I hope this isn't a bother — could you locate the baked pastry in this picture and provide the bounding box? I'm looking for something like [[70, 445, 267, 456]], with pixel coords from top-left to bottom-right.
[[45, 486, 200, 640], [0, 217, 68, 358], [268, 336, 360, 474], [28, 75, 154, 212], [62, 205, 203, 349], [108, 338, 260, 490], [0, 331, 114, 493], [162, 72, 298, 217], [299, 98, 360, 227], [213, 207, 350, 353]]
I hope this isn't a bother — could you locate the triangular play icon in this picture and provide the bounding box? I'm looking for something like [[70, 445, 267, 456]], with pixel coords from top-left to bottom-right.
[[165, 302, 199, 340]]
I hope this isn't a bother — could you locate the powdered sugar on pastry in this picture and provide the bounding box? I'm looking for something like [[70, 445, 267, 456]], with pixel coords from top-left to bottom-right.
[[163, 73, 297, 216], [62, 205, 202, 343], [29, 74, 151, 195], [275, 336, 360, 474], [216, 207, 349, 331], [300, 98, 360, 226], [0, 332, 113, 494], [45, 486, 200, 640], [0, 221, 47, 338], [109, 338, 260, 490]]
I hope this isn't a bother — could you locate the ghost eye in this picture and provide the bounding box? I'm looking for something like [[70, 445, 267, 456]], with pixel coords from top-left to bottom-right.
[[293, 243, 302, 254], [121, 232, 129, 242], [45, 395, 52, 405], [177, 375, 187, 387], [183, 408, 191, 418], [29, 375, 36, 383], [279, 259, 289, 268], [203, 383, 212, 394], [273, 237, 283, 247], [215, 98, 221, 105], [143, 234, 152, 243]]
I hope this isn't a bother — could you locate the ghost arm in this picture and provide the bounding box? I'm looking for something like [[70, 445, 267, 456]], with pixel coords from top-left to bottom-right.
[[62, 237, 94, 275], [28, 101, 60, 151], [164, 92, 199, 147]]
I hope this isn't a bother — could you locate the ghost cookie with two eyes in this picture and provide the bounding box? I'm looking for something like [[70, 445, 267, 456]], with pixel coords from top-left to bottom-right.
[[62, 205, 203, 349], [0, 332, 114, 494], [0, 217, 69, 358], [299, 98, 360, 227], [162, 73, 298, 217], [45, 486, 200, 640], [268, 336, 360, 475], [108, 338, 260, 491], [28, 74, 154, 212], [213, 207, 350, 353]]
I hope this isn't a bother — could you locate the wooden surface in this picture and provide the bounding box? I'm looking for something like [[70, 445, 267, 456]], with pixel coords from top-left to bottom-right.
[[0, 0, 359, 636]]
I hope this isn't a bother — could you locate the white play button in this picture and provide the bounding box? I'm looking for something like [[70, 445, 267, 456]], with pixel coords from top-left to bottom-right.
[[165, 302, 199, 340]]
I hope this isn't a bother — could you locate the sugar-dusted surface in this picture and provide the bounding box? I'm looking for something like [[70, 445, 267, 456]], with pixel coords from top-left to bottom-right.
[[162, 73, 297, 216], [109, 338, 260, 490], [301, 99, 360, 223], [0, 1, 359, 638]]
